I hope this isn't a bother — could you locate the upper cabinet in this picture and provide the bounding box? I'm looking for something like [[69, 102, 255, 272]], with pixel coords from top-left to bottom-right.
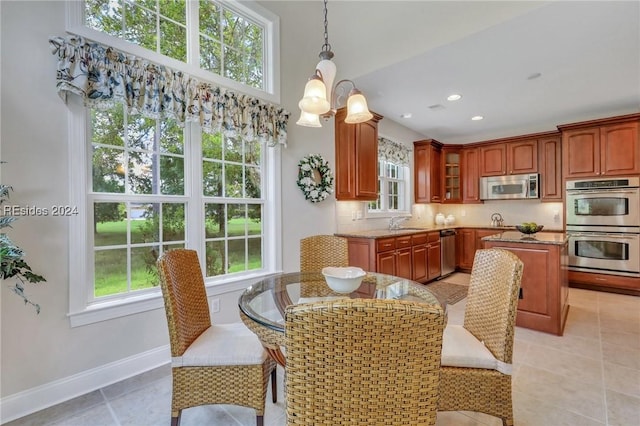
[[538, 134, 563, 201], [479, 139, 538, 176], [560, 115, 640, 179], [334, 108, 383, 201], [414, 139, 443, 203], [461, 146, 481, 203], [442, 146, 462, 203]]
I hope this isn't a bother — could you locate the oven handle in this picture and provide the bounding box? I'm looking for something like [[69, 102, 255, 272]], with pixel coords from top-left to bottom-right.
[[568, 232, 638, 239], [567, 189, 639, 195]]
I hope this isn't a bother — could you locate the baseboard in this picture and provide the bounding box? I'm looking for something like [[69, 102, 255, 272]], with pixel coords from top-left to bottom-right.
[[0, 345, 170, 424]]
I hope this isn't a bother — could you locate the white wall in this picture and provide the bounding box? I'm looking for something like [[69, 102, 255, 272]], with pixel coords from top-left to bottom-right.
[[0, 1, 432, 421]]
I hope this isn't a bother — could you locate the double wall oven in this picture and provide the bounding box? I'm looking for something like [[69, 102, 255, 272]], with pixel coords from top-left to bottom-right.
[[566, 177, 640, 277]]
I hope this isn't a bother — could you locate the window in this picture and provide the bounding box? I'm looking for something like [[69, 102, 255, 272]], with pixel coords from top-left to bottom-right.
[[72, 0, 280, 102], [63, 0, 282, 325], [367, 137, 411, 216]]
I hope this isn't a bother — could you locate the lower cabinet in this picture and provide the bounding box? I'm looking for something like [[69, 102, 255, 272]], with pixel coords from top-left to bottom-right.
[[483, 239, 569, 335], [345, 232, 441, 283]]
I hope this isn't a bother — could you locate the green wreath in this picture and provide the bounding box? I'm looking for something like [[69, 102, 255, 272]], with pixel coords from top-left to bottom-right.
[[297, 154, 334, 203]]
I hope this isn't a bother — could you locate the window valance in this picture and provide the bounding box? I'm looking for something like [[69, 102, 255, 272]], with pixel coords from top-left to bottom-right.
[[378, 137, 411, 166], [49, 35, 290, 147]]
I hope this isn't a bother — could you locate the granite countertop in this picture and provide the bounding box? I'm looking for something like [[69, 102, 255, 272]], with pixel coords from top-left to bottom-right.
[[482, 231, 569, 245], [335, 225, 561, 239]]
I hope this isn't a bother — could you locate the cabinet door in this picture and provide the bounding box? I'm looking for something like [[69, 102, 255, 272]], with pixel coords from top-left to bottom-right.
[[508, 140, 538, 174], [600, 121, 640, 176], [456, 228, 476, 270], [411, 245, 428, 282], [427, 240, 441, 280], [335, 108, 381, 200], [479, 144, 506, 176], [413, 140, 442, 203], [355, 120, 380, 198], [376, 251, 396, 275], [442, 147, 461, 202], [476, 229, 500, 249], [462, 147, 481, 203], [539, 135, 562, 201], [562, 127, 600, 178], [396, 248, 413, 279]]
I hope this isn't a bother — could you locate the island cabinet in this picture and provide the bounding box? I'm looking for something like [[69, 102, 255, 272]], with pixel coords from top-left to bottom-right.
[[483, 232, 570, 336], [479, 139, 538, 177], [414, 139, 443, 203], [334, 108, 383, 201], [559, 114, 640, 179], [344, 231, 441, 283]]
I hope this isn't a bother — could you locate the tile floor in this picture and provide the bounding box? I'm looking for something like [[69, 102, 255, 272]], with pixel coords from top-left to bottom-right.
[[5, 273, 640, 426]]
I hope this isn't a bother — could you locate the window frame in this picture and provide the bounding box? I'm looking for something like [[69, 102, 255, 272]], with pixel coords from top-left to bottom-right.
[[65, 0, 281, 104], [65, 0, 283, 325], [365, 136, 412, 219]]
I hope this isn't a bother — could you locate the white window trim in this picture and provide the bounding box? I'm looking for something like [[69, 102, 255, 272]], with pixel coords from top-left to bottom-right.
[[365, 133, 412, 219], [66, 99, 282, 328], [65, 0, 281, 105]]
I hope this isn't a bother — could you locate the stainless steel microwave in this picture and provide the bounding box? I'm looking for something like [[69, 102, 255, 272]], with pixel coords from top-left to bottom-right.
[[480, 173, 539, 200]]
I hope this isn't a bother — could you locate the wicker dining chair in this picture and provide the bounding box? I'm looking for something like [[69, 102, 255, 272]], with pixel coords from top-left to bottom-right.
[[438, 248, 524, 426], [157, 249, 277, 426], [299, 234, 348, 273], [285, 298, 445, 426]]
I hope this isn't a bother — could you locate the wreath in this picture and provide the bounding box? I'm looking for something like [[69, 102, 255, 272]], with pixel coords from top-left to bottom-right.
[[297, 154, 334, 203]]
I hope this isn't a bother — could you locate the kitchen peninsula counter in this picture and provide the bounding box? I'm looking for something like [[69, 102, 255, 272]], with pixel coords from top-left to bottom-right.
[[335, 225, 563, 239], [482, 231, 569, 336]]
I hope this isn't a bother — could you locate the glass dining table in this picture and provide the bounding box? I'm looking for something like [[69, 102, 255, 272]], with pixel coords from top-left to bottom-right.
[[238, 271, 445, 366]]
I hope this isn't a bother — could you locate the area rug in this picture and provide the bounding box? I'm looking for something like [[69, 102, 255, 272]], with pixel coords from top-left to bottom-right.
[[425, 280, 469, 305]]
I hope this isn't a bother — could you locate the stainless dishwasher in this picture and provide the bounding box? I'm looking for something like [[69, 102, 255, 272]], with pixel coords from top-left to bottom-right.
[[440, 229, 456, 278]]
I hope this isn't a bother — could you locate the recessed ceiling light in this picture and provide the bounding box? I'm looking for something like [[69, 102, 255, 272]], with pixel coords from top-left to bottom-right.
[[447, 94, 462, 101], [471, 115, 484, 121], [400, 113, 413, 119]]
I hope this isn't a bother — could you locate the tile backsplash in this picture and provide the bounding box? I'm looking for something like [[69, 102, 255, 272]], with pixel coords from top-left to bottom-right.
[[336, 200, 564, 233]]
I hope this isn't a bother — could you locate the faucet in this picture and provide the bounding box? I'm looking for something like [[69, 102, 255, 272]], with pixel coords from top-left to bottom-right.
[[389, 216, 409, 230]]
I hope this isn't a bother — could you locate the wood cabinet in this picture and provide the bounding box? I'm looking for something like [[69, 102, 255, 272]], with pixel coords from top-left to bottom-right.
[[456, 228, 476, 270], [479, 140, 538, 177], [345, 232, 441, 283], [538, 134, 562, 201], [414, 139, 443, 203], [484, 237, 569, 336], [426, 232, 442, 280], [442, 146, 462, 203], [568, 271, 640, 296], [334, 107, 383, 200], [560, 115, 640, 179], [461, 147, 481, 203], [456, 228, 503, 272]]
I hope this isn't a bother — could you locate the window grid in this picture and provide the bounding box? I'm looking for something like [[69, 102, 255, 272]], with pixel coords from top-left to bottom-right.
[[369, 160, 409, 213]]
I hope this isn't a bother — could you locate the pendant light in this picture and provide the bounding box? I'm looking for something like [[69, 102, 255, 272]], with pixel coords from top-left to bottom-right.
[[297, 0, 373, 127]]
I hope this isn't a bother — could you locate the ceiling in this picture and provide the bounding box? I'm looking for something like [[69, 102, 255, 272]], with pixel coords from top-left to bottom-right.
[[301, 1, 640, 144]]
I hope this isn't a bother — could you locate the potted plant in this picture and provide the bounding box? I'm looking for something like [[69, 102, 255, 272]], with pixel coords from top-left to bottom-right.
[[1, 163, 46, 313]]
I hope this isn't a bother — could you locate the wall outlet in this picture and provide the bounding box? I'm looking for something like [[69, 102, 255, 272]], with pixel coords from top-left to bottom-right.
[[210, 298, 220, 313], [356, 210, 363, 220], [461, 210, 466, 217], [351, 211, 357, 221]]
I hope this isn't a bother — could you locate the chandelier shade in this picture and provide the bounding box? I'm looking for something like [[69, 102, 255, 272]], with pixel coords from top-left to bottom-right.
[[296, 109, 322, 127], [296, 0, 373, 127]]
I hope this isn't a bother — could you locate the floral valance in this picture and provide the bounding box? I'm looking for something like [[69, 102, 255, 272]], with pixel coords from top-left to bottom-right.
[[378, 136, 411, 166], [49, 35, 290, 147]]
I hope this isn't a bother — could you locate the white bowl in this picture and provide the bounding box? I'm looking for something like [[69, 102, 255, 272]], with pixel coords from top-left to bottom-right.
[[321, 266, 366, 294]]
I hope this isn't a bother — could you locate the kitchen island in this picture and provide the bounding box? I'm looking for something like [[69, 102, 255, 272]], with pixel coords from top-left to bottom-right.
[[482, 231, 570, 336]]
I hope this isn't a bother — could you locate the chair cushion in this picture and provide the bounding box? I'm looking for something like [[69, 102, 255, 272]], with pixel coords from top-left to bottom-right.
[[172, 322, 268, 367], [441, 324, 512, 375]]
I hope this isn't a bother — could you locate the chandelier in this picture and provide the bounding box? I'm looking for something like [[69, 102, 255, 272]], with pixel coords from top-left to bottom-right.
[[296, 0, 373, 127]]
